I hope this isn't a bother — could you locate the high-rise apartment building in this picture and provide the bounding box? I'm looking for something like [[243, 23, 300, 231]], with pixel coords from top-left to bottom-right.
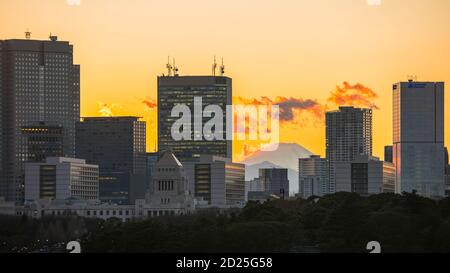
[[76, 117, 146, 204], [0, 36, 80, 203], [393, 81, 445, 198], [158, 76, 232, 162], [326, 106, 373, 194]]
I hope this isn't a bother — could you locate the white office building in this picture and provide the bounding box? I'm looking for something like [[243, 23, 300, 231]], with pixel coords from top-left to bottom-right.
[[185, 155, 246, 208], [299, 155, 328, 198], [25, 157, 99, 202], [393, 81, 445, 198], [335, 155, 396, 195]]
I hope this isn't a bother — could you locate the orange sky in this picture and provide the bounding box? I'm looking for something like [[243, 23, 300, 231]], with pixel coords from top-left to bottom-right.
[[1, 0, 450, 161]]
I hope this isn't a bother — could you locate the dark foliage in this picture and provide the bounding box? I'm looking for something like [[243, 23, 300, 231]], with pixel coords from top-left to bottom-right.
[[3, 193, 450, 253]]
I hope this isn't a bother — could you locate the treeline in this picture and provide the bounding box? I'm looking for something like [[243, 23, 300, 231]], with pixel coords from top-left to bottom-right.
[[82, 192, 450, 253], [3, 192, 450, 253], [0, 214, 101, 253]]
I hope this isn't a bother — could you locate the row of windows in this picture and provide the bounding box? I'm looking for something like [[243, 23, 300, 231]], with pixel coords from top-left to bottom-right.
[[158, 180, 174, 191]]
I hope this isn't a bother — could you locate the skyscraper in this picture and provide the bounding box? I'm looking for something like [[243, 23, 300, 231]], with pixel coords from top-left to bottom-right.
[[0, 36, 80, 203], [76, 117, 146, 204], [326, 106, 373, 194], [158, 76, 232, 162], [393, 81, 445, 198]]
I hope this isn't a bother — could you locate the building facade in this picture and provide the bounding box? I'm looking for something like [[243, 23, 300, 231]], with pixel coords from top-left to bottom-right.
[[335, 155, 396, 195], [384, 145, 393, 163], [25, 157, 99, 202], [0, 37, 80, 203], [158, 76, 232, 162], [259, 168, 290, 199], [145, 151, 195, 215], [326, 106, 373, 194], [21, 123, 64, 163], [185, 155, 245, 208], [299, 155, 328, 199], [393, 81, 445, 198], [76, 117, 146, 205]]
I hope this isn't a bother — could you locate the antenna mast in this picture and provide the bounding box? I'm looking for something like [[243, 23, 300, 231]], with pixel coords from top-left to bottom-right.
[[166, 56, 173, 77], [220, 57, 225, 76], [25, 29, 31, 40], [173, 58, 179, 77], [212, 56, 217, 76]]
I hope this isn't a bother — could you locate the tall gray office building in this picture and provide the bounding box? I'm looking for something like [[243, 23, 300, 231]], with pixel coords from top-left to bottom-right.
[[76, 117, 147, 204], [393, 81, 445, 198], [326, 106, 373, 194], [0, 36, 80, 203], [158, 76, 232, 162], [259, 168, 290, 199]]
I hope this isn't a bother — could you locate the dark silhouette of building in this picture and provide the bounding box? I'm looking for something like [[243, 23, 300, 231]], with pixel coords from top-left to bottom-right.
[[158, 76, 232, 162], [0, 36, 80, 203], [384, 145, 393, 163], [76, 117, 146, 204]]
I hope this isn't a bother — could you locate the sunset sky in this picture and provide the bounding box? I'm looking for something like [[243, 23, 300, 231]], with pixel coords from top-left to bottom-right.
[[1, 0, 450, 161]]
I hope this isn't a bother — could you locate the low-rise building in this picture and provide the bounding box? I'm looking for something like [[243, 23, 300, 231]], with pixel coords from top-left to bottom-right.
[[299, 155, 328, 198], [335, 155, 396, 196], [25, 157, 99, 202], [185, 155, 246, 208], [259, 168, 289, 199]]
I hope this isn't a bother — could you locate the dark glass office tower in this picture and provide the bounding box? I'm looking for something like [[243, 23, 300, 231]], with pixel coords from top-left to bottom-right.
[[158, 76, 232, 162], [76, 117, 146, 204], [0, 36, 80, 203]]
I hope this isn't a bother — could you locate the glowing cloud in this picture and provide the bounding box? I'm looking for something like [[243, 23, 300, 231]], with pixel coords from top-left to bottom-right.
[[97, 102, 123, 117], [328, 81, 379, 109]]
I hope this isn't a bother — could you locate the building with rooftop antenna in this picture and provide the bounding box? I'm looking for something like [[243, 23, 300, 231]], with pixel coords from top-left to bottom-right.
[[0, 35, 80, 204], [393, 81, 445, 198]]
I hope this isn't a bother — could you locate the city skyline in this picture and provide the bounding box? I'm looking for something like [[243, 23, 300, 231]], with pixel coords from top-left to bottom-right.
[[1, 0, 450, 162]]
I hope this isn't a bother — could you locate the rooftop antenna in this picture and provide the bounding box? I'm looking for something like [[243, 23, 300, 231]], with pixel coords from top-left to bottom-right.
[[212, 56, 217, 76], [25, 29, 31, 40], [49, 33, 58, 42], [407, 75, 418, 82], [173, 58, 179, 77], [166, 56, 173, 77], [220, 57, 225, 76]]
